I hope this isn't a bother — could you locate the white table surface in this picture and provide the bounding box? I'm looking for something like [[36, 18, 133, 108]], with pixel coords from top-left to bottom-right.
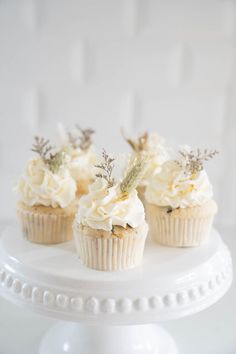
[[0, 223, 235, 354]]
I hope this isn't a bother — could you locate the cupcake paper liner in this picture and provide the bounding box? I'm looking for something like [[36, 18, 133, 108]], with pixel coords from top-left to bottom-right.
[[17, 206, 74, 244], [73, 223, 147, 271], [146, 201, 217, 247]]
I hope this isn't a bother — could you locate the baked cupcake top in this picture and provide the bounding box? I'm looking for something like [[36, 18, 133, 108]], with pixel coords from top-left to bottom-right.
[[58, 124, 97, 182], [16, 137, 76, 208], [145, 146, 218, 210], [76, 150, 147, 232]]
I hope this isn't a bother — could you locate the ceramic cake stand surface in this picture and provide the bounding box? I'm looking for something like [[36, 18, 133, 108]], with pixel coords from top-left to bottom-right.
[[0, 226, 232, 354]]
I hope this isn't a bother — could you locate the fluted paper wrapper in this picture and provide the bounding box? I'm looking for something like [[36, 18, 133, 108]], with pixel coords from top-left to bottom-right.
[[73, 224, 147, 271], [17, 206, 74, 244], [146, 200, 217, 247]]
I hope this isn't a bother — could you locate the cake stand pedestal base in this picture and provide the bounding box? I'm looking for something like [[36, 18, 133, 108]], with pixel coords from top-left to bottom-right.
[[39, 322, 178, 354], [0, 227, 232, 354]]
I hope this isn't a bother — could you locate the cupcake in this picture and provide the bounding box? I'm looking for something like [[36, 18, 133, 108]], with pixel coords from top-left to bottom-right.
[[16, 136, 77, 244], [58, 124, 97, 198], [145, 147, 218, 247], [123, 131, 169, 206], [73, 150, 148, 271]]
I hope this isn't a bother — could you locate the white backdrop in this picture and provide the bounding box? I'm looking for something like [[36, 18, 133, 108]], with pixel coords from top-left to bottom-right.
[[1, 0, 236, 226], [0, 2, 236, 354]]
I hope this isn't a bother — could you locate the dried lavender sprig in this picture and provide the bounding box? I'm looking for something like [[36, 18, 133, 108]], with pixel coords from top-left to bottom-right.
[[95, 149, 115, 188], [31, 136, 65, 173], [31, 136, 53, 159], [76, 125, 95, 151], [67, 125, 95, 150], [175, 148, 219, 175]]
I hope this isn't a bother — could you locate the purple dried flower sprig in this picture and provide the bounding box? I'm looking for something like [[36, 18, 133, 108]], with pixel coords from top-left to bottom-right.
[[175, 148, 219, 176]]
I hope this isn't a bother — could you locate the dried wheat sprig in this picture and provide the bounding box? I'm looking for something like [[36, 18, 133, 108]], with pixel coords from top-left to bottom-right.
[[120, 155, 148, 194], [31, 136, 66, 173], [122, 130, 149, 152], [48, 152, 67, 173], [175, 148, 219, 175], [95, 149, 115, 188]]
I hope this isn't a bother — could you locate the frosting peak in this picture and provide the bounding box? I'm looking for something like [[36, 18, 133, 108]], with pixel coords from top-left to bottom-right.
[[57, 123, 96, 183], [16, 157, 76, 208], [145, 160, 213, 208], [130, 132, 169, 186], [67, 147, 97, 182], [76, 179, 145, 231]]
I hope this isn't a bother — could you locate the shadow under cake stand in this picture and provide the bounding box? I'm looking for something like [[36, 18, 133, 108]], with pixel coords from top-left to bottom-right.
[[0, 226, 233, 354]]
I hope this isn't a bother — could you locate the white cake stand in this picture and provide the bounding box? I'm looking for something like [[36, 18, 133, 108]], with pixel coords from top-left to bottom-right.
[[0, 226, 232, 354]]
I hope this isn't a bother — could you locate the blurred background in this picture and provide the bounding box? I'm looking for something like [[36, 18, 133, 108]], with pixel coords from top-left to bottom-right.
[[0, 0, 235, 353]]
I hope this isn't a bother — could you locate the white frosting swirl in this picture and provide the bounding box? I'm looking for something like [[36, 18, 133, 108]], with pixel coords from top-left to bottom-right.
[[67, 147, 97, 182], [137, 133, 169, 186], [16, 157, 76, 208], [57, 123, 96, 183], [77, 179, 145, 231], [145, 160, 213, 208]]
